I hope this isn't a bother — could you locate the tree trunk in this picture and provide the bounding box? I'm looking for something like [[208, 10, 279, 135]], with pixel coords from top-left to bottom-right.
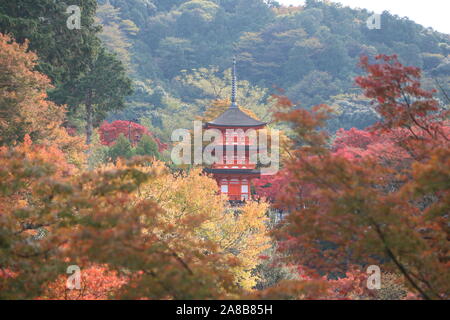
[[85, 90, 93, 145]]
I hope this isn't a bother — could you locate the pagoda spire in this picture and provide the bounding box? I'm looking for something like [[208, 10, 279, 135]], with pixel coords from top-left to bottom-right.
[[231, 57, 238, 108]]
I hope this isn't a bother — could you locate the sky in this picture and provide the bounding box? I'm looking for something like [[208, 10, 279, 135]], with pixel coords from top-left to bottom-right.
[[277, 0, 450, 34]]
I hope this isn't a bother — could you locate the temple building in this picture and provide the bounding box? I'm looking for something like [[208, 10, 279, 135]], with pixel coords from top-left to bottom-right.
[[204, 59, 267, 202]]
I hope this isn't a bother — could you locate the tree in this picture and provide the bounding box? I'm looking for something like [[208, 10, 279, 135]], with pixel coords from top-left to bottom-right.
[[198, 99, 260, 123], [40, 264, 127, 300], [99, 120, 166, 151], [253, 169, 292, 203], [272, 55, 449, 300], [286, 70, 341, 108], [0, 143, 272, 298], [0, 0, 100, 86], [326, 94, 380, 133], [67, 48, 133, 145], [176, 0, 220, 36], [0, 1, 133, 144], [0, 33, 64, 145], [107, 133, 133, 161], [157, 37, 195, 79], [135, 135, 160, 159], [0, 146, 243, 299], [96, 2, 134, 69], [177, 66, 275, 122], [137, 166, 271, 290], [94, 0, 450, 135]]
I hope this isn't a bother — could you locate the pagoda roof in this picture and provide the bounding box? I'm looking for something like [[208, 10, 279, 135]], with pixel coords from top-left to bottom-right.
[[205, 58, 267, 129], [205, 107, 267, 128]]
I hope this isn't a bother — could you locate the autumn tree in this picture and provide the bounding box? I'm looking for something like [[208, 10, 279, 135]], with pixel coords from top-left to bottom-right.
[[99, 120, 166, 151], [136, 165, 271, 290], [0, 33, 87, 168], [39, 264, 127, 300], [271, 55, 449, 300], [0, 142, 247, 299], [0, 133, 271, 299], [197, 99, 261, 123], [0, 33, 64, 146], [0, 1, 133, 144]]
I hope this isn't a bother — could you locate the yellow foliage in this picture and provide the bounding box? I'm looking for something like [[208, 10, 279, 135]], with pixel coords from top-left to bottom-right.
[[41, 127, 88, 171], [202, 201, 271, 290], [136, 164, 271, 290]]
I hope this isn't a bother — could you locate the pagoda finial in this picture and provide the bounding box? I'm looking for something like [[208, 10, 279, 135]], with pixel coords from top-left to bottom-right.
[[231, 57, 238, 108]]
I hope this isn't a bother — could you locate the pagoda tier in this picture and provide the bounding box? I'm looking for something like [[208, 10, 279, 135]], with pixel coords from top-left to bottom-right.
[[204, 168, 260, 201]]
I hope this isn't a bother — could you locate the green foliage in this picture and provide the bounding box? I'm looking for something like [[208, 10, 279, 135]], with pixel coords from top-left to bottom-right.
[[99, 133, 161, 164], [176, 66, 275, 121], [98, 0, 449, 135], [326, 94, 380, 132], [0, 0, 134, 145], [286, 71, 343, 108], [135, 135, 160, 158], [82, 48, 133, 121], [66, 47, 133, 144], [0, 0, 100, 85], [96, 2, 135, 68], [108, 133, 133, 161], [3, 0, 448, 141]]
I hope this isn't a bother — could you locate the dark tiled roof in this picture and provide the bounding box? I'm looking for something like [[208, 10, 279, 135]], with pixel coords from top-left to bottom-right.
[[206, 107, 266, 128]]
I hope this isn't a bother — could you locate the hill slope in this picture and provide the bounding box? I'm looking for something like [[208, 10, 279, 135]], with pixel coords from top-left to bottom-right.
[[97, 0, 450, 138]]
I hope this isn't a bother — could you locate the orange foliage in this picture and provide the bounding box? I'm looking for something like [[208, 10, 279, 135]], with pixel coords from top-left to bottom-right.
[[271, 55, 449, 300], [0, 148, 242, 299], [40, 264, 127, 300], [0, 33, 65, 146]]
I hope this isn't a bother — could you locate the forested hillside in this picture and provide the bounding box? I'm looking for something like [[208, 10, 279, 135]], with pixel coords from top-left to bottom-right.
[[96, 0, 450, 139], [0, 0, 133, 145]]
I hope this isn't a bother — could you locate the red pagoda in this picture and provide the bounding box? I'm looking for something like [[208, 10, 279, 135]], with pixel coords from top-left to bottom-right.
[[204, 59, 267, 202]]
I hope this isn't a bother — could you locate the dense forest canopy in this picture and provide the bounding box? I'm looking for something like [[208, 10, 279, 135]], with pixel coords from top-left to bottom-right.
[[93, 0, 450, 140], [1, 0, 448, 140]]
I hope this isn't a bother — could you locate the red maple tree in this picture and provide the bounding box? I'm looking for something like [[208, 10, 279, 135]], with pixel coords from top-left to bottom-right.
[[99, 120, 167, 151], [269, 55, 449, 300]]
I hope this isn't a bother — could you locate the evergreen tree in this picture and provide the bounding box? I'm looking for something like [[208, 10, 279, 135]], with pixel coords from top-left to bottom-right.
[[67, 48, 133, 145], [0, 0, 100, 87], [108, 133, 133, 161], [135, 135, 160, 159], [0, 1, 133, 145]]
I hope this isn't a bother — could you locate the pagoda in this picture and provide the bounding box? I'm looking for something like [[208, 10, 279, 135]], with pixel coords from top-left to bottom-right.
[[204, 59, 267, 202]]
